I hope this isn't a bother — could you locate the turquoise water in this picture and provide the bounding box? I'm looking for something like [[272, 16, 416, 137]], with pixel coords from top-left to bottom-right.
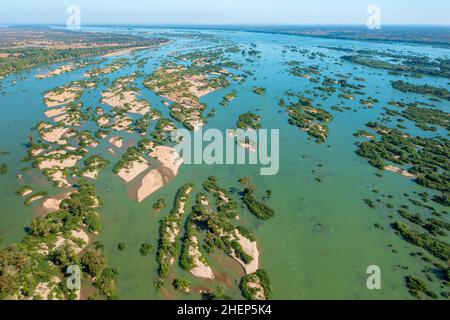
[[0, 27, 448, 300]]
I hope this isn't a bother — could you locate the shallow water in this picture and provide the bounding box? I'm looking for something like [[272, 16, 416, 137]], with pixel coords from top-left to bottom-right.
[[0, 26, 448, 300]]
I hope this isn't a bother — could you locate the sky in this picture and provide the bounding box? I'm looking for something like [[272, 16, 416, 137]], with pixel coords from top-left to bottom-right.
[[1, 0, 449, 25]]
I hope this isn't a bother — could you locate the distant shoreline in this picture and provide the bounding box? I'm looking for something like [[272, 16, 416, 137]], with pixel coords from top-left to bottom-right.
[[3, 23, 449, 48]]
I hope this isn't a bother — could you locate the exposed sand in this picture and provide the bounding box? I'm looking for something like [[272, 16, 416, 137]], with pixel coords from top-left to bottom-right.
[[150, 146, 183, 175], [48, 170, 71, 187], [38, 155, 82, 170], [41, 127, 69, 144], [102, 46, 152, 58], [232, 230, 259, 275], [82, 169, 99, 180], [53, 113, 70, 123], [247, 281, 266, 300], [136, 146, 183, 202], [42, 198, 63, 213], [145, 65, 226, 130], [22, 189, 33, 196], [36, 64, 75, 79], [28, 195, 44, 203], [136, 170, 165, 202], [102, 89, 151, 115], [53, 229, 89, 255], [189, 236, 215, 280], [44, 107, 67, 118], [33, 277, 61, 300], [385, 165, 417, 179], [109, 136, 123, 148], [71, 229, 89, 249], [31, 148, 44, 156], [97, 116, 110, 127], [112, 115, 133, 131], [117, 157, 149, 183], [42, 192, 72, 213], [44, 87, 82, 107]]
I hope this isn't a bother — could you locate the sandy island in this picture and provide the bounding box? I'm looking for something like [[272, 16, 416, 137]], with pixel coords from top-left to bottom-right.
[[117, 156, 149, 183], [385, 165, 417, 179], [231, 230, 259, 275], [42, 192, 72, 214], [136, 146, 183, 202], [109, 136, 123, 148], [41, 126, 69, 144], [188, 236, 215, 279]]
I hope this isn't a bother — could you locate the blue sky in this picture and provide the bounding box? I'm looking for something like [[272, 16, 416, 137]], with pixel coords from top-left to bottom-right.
[[1, 0, 449, 25]]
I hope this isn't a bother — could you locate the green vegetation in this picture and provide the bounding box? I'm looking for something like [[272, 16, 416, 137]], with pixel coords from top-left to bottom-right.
[[203, 176, 239, 219], [202, 285, 233, 300], [152, 198, 167, 212], [95, 129, 110, 139], [252, 87, 266, 95], [364, 199, 376, 209], [151, 118, 175, 142], [112, 146, 143, 174], [24, 191, 48, 206], [387, 102, 450, 132], [397, 209, 448, 236], [340, 50, 450, 79], [0, 181, 116, 300], [405, 276, 438, 299], [0, 27, 167, 78], [15, 185, 33, 196], [156, 184, 194, 280], [283, 94, 333, 143], [392, 221, 449, 262], [236, 112, 261, 130], [240, 269, 272, 300], [172, 278, 190, 293], [242, 189, 275, 220], [117, 242, 127, 251], [356, 122, 449, 203], [93, 267, 119, 299], [238, 177, 275, 220], [81, 248, 107, 277], [220, 90, 237, 106], [391, 80, 450, 101], [144, 48, 238, 130], [179, 203, 212, 273], [81, 155, 109, 177], [139, 243, 154, 257], [0, 163, 7, 175]]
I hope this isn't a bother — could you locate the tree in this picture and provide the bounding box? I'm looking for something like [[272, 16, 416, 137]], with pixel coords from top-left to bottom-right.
[[172, 278, 190, 293], [81, 248, 107, 277], [139, 243, 153, 256], [30, 217, 52, 237], [50, 243, 79, 268]]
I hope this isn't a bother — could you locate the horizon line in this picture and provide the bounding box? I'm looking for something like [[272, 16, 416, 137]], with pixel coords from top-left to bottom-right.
[[2, 22, 450, 27]]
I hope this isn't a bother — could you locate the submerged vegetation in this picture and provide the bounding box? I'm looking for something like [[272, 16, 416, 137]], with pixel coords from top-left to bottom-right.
[[355, 122, 449, 201], [0, 163, 7, 175]]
